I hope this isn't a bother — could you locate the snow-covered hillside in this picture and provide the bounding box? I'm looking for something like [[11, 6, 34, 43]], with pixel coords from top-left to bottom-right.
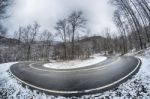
[[0, 49, 150, 98]]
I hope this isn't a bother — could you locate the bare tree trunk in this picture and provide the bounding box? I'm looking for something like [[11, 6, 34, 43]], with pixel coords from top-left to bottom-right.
[[121, 0, 143, 49], [27, 45, 31, 61]]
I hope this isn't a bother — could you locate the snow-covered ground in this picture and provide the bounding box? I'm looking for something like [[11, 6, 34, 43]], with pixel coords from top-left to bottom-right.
[[43, 54, 107, 69], [0, 50, 150, 98]]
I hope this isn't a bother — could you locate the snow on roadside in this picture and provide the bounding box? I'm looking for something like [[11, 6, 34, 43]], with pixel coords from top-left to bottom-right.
[[43, 54, 107, 69]]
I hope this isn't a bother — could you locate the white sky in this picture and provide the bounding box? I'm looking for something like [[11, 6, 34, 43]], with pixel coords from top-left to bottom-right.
[[4, 0, 117, 36]]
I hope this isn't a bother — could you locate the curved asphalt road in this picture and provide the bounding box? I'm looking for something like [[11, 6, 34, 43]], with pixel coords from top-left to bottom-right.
[[10, 56, 141, 97]]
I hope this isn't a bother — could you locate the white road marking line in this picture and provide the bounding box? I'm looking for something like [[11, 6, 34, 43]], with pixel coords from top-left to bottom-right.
[[9, 57, 141, 94], [84, 58, 141, 92], [29, 57, 121, 72]]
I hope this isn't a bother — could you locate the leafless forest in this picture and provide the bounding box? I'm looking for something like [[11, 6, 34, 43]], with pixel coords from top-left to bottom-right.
[[0, 0, 150, 63]]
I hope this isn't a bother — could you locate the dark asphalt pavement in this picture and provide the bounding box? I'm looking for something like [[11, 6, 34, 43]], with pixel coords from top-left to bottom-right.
[[10, 56, 141, 96]]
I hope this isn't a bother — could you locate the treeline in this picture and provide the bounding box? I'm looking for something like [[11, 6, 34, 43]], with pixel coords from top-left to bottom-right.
[[12, 11, 91, 61], [54, 11, 87, 60], [0, 11, 105, 63], [111, 0, 150, 54]]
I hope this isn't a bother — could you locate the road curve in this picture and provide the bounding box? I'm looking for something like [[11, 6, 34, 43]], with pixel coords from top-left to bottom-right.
[[10, 56, 141, 97]]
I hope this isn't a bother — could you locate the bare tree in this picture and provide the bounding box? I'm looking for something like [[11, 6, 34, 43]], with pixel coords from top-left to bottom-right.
[[40, 30, 53, 61], [0, 0, 11, 19], [55, 19, 68, 60], [14, 27, 24, 44], [114, 10, 128, 54], [0, 0, 12, 36], [68, 11, 87, 59], [21, 22, 40, 60]]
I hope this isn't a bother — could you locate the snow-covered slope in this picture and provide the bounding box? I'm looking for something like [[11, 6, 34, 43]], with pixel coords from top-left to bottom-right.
[[44, 54, 107, 69]]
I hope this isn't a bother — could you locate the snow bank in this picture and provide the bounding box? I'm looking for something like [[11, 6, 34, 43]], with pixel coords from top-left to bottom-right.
[[126, 47, 150, 56], [43, 54, 107, 69]]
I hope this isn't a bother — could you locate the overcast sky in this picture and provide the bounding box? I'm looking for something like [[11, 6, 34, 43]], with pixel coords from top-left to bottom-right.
[[4, 0, 117, 36]]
